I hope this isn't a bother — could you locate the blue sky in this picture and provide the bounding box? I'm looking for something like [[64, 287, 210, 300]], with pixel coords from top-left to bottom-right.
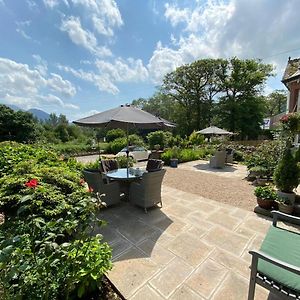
[[0, 0, 299, 120]]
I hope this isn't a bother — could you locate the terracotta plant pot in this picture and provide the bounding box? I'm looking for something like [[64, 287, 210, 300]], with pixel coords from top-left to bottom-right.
[[278, 203, 294, 214], [256, 198, 273, 210]]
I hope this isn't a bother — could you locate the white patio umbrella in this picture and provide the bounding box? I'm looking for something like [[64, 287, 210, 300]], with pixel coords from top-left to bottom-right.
[[73, 104, 175, 168], [196, 126, 233, 135]]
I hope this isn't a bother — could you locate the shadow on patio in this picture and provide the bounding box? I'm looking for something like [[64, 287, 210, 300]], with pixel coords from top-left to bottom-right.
[[94, 201, 174, 262], [193, 161, 238, 173]]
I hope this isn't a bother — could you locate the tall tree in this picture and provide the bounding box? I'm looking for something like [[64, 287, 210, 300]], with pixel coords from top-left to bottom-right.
[[216, 58, 273, 138], [265, 89, 287, 116], [162, 59, 225, 134]]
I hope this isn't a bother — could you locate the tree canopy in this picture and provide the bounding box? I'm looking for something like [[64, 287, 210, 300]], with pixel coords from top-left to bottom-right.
[[133, 57, 274, 139], [0, 105, 40, 142]]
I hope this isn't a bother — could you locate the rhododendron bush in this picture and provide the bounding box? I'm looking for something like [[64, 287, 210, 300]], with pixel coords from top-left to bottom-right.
[[0, 142, 112, 299]]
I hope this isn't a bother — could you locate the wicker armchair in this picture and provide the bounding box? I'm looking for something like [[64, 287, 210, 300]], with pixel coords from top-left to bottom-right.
[[129, 169, 166, 213], [248, 211, 300, 300], [146, 159, 164, 172], [209, 150, 226, 168], [82, 170, 122, 207], [101, 159, 119, 173]]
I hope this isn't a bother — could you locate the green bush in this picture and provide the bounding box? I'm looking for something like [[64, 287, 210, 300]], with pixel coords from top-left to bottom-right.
[[254, 186, 277, 200], [106, 134, 144, 154], [274, 148, 299, 193], [245, 141, 284, 178], [0, 143, 112, 299], [161, 147, 213, 165], [105, 129, 126, 142], [147, 131, 172, 149], [189, 131, 204, 145], [116, 156, 135, 168]]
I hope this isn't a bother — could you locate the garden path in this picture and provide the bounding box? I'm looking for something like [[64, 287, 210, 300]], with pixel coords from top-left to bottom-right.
[[96, 186, 282, 300]]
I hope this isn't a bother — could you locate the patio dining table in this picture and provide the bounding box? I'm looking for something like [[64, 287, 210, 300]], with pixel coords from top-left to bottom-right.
[[106, 168, 145, 200]]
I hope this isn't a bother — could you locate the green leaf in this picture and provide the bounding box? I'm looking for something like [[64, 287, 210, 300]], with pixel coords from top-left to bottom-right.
[[77, 284, 85, 298], [20, 195, 32, 203]]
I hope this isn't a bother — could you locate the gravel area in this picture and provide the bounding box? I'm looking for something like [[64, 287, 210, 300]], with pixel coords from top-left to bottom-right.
[[163, 167, 256, 211]]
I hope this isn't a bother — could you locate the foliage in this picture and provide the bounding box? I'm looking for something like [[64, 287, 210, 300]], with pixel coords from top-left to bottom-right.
[[0, 105, 41, 143], [254, 186, 277, 200], [106, 134, 144, 154], [105, 129, 126, 142], [147, 131, 172, 149], [161, 147, 214, 165], [162, 58, 224, 135], [264, 89, 287, 117], [280, 112, 300, 145], [245, 141, 284, 178], [115, 156, 135, 168], [274, 148, 299, 193], [0, 143, 112, 299], [276, 196, 293, 206], [189, 131, 204, 145]]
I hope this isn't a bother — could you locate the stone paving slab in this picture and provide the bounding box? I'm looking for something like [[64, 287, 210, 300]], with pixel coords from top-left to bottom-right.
[[98, 186, 283, 299]]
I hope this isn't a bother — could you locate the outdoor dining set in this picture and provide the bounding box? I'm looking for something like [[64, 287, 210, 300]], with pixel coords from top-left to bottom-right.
[[83, 159, 166, 213]]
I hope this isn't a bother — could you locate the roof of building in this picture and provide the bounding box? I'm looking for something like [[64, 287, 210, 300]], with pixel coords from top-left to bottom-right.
[[282, 57, 300, 83]]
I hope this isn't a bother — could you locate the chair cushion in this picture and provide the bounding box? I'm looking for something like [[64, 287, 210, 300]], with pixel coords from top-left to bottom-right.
[[258, 225, 300, 292], [146, 159, 163, 172], [101, 159, 118, 173]]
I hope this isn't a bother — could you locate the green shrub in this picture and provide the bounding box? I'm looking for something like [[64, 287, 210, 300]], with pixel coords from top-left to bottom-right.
[[254, 186, 277, 200], [245, 140, 284, 178], [233, 150, 244, 162], [189, 131, 204, 145], [0, 143, 112, 299], [161, 147, 212, 165], [274, 148, 299, 193], [116, 156, 135, 168], [106, 134, 144, 154], [147, 131, 172, 149], [105, 129, 126, 142]]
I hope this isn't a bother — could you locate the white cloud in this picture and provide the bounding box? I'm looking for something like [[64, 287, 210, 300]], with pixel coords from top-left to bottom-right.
[[164, 3, 189, 27], [47, 73, 76, 97], [60, 16, 112, 56], [95, 58, 148, 82], [149, 0, 300, 84], [57, 57, 149, 94], [16, 20, 32, 40], [43, 0, 68, 8], [69, 0, 123, 36], [32, 54, 48, 76], [0, 57, 78, 110]]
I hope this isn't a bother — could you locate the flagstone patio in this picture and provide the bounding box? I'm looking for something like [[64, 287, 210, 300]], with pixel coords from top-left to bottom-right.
[[96, 185, 282, 300]]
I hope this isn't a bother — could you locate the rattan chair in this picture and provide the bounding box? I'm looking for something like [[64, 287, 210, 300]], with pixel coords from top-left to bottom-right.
[[82, 169, 122, 207], [129, 169, 166, 213], [209, 150, 226, 168], [146, 159, 163, 172]]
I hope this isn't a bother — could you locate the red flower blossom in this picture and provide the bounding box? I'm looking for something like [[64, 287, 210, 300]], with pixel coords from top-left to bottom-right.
[[25, 179, 38, 188], [79, 178, 85, 185], [88, 187, 94, 193]]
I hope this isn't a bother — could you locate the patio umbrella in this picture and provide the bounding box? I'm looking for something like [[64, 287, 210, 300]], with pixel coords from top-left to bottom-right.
[[73, 104, 175, 167], [196, 126, 233, 135]]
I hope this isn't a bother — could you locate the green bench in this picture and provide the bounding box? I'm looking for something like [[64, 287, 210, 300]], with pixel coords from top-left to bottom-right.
[[248, 211, 300, 300]]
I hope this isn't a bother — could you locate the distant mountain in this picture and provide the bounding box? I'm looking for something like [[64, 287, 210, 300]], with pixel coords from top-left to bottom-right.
[[6, 104, 23, 111], [1, 104, 50, 121], [27, 109, 50, 121]]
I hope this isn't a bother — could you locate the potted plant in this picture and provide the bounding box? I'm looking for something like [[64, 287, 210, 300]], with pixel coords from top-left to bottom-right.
[[254, 186, 277, 209], [274, 148, 299, 204], [170, 146, 180, 168], [275, 197, 294, 214]]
